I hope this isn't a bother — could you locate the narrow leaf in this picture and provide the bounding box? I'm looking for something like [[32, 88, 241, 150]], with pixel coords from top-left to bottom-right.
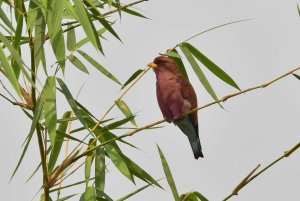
[[48, 111, 72, 172], [117, 182, 155, 201], [293, 73, 300, 80], [95, 147, 105, 197], [67, 25, 76, 51], [74, 28, 107, 50], [115, 100, 137, 127], [161, 51, 182, 58], [157, 145, 179, 200], [69, 54, 89, 74], [84, 186, 96, 201], [0, 46, 22, 98], [77, 50, 121, 84], [0, 6, 15, 32], [180, 44, 220, 104], [57, 78, 89, 130], [47, 0, 66, 72], [106, 145, 134, 183], [10, 99, 43, 180], [56, 194, 78, 201], [184, 42, 240, 90], [121, 69, 143, 89], [12, 15, 23, 78], [122, 7, 148, 19], [73, 0, 102, 52], [85, 139, 96, 187], [169, 49, 188, 79], [194, 191, 209, 201], [42, 76, 57, 149]]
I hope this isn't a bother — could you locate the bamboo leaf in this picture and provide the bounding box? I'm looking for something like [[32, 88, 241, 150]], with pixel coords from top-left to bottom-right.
[[56, 194, 78, 201], [0, 6, 15, 32], [10, 98, 43, 180], [293, 73, 300, 80], [194, 191, 209, 201], [82, 186, 96, 201], [69, 54, 89, 74], [84, 0, 121, 41], [34, 10, 47, 74], [85, 139, 96, 187], [115, 100, 137, 127], [95, 147, 105, 197], [180, 44, 220, 104], [121, 69, 143, 89], [73, 0, 102, 52], [77, 50, 121, 84], [122, 155, 162, 188], [122, 7, 148, 19], [117, 182, 156, 201], [57, 78, 90, 130], [169, 49, 188, 79], [67, 25, 76, 51], [184, 42, 240, 90], [297, 4, 300, 16], [106, 145, 134, 183], [12, 15, 23, 78], [47, 0, 66, 72], [48, 111, 72, 173], [42, 76, 57, 149], [74, 27, 106, 50], [0, 46, 22, 98], [157, 145, 179, 201], [161, 51, 182, 58]]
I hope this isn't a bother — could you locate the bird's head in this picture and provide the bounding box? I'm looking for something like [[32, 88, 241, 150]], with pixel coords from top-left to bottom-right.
[[147, 56, 180, 75]]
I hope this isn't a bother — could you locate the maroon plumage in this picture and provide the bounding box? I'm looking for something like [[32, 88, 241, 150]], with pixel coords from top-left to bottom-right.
[[149, 56, 203, 159]]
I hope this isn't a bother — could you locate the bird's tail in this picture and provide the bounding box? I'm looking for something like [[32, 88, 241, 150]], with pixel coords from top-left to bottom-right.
[[187, 135, 203, 159], [175, 117, 203, 159]]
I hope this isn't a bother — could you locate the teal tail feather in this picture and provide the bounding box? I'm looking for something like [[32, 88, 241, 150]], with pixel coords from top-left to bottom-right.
[[175, 117, 203, 159]]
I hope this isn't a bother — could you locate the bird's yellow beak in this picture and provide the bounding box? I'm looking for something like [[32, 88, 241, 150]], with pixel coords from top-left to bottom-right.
[[147, 62, 158, 68]]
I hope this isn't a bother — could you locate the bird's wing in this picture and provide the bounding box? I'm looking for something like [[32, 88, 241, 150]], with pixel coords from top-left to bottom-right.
[[176, 76, 198, 130]]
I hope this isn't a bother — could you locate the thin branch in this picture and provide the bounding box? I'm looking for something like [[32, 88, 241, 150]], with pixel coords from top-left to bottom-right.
[[103, 0, 148, 16], [223, 142, 300, 201], [74, 65, 300, 160]]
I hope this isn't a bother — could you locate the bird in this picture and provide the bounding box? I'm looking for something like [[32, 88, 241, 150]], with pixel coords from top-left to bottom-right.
[[148, 56, 203, 159]]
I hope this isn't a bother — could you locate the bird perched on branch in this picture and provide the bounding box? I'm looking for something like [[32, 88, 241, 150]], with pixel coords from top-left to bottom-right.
[[148, 56, 203, 159]]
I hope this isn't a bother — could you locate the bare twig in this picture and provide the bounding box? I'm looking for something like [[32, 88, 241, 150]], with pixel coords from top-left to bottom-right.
[[223, 142, 300, 201]]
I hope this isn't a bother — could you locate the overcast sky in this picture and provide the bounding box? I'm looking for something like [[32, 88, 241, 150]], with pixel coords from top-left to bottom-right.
[[1, 0, 300, 200]]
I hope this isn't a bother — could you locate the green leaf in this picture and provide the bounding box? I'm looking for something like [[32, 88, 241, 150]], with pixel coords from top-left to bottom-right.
[[73, 0, 102, 52], [12, 15, 23, 78], [121, 69, 144, 89], [122, 7, 148, 19], [297, 4, 300, 17], [180, 44, 220, 104], [293, 73, 300, 80], [115, 100, 137, 127], [194, 191, 209, 201], [184, 42, 240, 90], [77, 50, 121, 85], [0, 6, 15, 32], [161, 51, 182, 58], [48, 111, 72, 173], [69, 54, 89, 74], [83, 186, 96, 201], [0, 46, 22, 98], [83, 0, 121, 41], [117, 182, 156, 201], [123, 155, 162, 189], [34, 10, 47, 74], [56, 194, 78, 201], [57, 78, 89, 130], [42, 76, 57, 149], [95, 147, 105, 197], [67, 25, 76, 51], [157, 145, 179, 201], [169, 49, 188, 79], [85, 139, 96, 187], [47, 0, 66, 72], [74, 27, 107, 50], [106, 145, 134, 183], [27, 0, 39, 31], [10, 98, 43, 180]]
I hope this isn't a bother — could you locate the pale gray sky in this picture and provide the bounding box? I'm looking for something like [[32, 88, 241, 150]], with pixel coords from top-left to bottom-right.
[[1, 0, 300, 200]]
